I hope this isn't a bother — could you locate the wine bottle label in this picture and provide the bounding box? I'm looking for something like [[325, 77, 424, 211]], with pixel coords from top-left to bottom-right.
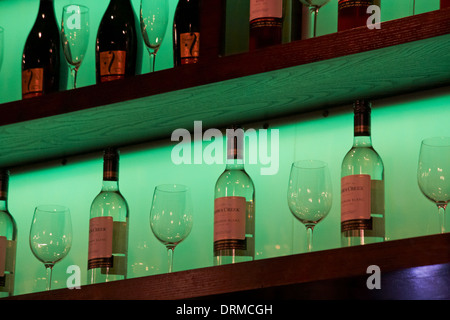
[[99, 50, 127, 82], [102, 255, 126, 276], [214, 196, 246, 242], [341, 175, 371, 230], [88, 216, 113, 269], [112, 221, 127, 254], [0, 237, 6, 277], [22, 68, 44, 99], [370, 179, 385, 215], [339, 0, 373, 10], [250, 0, 282, 21], [180, 32, 200, 64]]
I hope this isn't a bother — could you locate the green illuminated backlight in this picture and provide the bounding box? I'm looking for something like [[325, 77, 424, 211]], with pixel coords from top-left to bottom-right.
[[6, 87, 450, 295], [0, 0, 447, 296]]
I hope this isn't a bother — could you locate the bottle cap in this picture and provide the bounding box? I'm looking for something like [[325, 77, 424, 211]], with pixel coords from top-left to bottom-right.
[[353, 100, 372, 113]]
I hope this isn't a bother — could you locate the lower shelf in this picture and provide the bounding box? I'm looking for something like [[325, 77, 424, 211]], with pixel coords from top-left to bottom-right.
[[6, 233, 450, 300]]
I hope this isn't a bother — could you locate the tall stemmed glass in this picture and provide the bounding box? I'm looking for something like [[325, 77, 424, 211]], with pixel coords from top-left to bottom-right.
[[61, 5, 90, 89], [417, 137, 450, 234], [140, 0, 169, 73], [29, 205, 72, 291], [150, 184, 193, 273], [299, 0, 330, 38], [287, 160, 332, 252]]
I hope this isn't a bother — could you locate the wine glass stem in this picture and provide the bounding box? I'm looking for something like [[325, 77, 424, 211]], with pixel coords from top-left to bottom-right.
[[150, 52, 156, 73], [73, 68, 78, 89], [167, 246, 175, 273], [70, 66, 79, 89], [45, 264, 54, 291], [311, 6, 319, 38], [438, 205, 446, 234], [306, 225, 315, 252]]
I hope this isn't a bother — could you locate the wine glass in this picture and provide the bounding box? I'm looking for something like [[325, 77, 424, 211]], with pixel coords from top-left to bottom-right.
[[140, 0, 169, 73], [299, 0, 330, 38], [150, 184, 193, 273], [61, 5, 90, 89], [417, 137, 450, 234], [29, 205, 72, 291], [287, 160, 332, 252]]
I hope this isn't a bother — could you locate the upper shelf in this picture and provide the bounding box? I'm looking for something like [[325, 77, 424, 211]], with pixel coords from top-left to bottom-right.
[[0, 7, 449, 168], [6, 233, 450, 300]]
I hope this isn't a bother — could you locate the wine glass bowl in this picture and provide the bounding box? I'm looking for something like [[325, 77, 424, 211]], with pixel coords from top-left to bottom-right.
[[417, 137, 450, 233], [150, 184, 193, 273], [299, 0, 330, 38], [287, 160, 332, 252], [140, 0, 169, 72], [29, 205, 72, 290], [61, 5, 90, 89]]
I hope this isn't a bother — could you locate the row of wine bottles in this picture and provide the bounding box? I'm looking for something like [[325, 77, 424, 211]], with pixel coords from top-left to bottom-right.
[[21, 0, 200, 99], [18, 0, 450, 100], [0, 99, 385, 296]]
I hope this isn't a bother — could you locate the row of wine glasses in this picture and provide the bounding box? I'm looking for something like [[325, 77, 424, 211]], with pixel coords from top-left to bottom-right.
[[60, 0, 169, 89], [29, 184, 193, 291], [288, 137, 450, 252]]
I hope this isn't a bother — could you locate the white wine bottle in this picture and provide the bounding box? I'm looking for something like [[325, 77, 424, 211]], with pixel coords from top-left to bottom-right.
[[88, 148, 129, 284], [0, 170, 17, 297], [341, 100, 385, 247], [249, 0, 283, 50], [214, 126, 255, 265]]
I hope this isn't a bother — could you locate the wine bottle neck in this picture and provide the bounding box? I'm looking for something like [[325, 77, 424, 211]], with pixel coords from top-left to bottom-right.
[[0, 171, 9, 211], [37, 0, 56, 21], [354, 110, 371, 136], [102, 148, 120, 187], [353, 111, 372, 146], [226, 159, 245, 170], [226, 128, 245, 170], [102, 180, 119, 191]]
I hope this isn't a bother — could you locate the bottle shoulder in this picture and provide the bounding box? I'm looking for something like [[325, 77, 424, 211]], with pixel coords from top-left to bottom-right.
[[216, 168, 254, 184], [215, 169, 255, 198], [342, 146, 384, 177], [0, 210, 16, 225], [0, 210, 18, 239], [91, 190, 128, 207], [343, 145, 383, 162]]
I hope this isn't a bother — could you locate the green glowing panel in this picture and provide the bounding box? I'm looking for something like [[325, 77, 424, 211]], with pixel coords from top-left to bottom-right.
[[4, 86, 449, 295], [0, 0, 449, 297]]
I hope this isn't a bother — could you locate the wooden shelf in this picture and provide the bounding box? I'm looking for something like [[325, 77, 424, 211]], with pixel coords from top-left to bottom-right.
[[0, 7, 449, 168], [6, 233, 450, 300]]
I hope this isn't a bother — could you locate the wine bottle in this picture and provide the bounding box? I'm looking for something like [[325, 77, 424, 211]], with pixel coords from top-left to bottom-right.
[[249, 0, 283, 50], [88, 148, 129, 284], [96, 0, 137, 83], [338, 0, 376, 32], [0, 170, 17, 298], [173, 0, 200, 66], [341, 100, 385, 247], [214, 126, 255, 265], [22, 0, 60, 99], [442, 0, 450, 8]]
